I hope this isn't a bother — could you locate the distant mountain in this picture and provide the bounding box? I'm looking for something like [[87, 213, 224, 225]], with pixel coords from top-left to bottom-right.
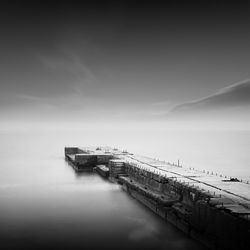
[[168, 79, 250, 121]]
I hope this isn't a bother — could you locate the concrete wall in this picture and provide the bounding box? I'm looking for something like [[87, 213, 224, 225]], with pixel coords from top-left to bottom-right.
[[190, 200, 250, 250], [109, 160, 126, 177], [75, 154, 97, 167], [124, 163, 250, 250], [64, 147, 79, 155], [64, 147, 84, 155], [125, 164, 164, 192], [96, 155, 113, 164]]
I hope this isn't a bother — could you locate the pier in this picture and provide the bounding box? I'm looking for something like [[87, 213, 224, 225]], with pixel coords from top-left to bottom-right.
[[64, 146, 250, 250]]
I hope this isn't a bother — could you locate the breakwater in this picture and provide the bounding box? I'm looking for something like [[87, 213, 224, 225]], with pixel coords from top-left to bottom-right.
[[65, 146, 250, 250]]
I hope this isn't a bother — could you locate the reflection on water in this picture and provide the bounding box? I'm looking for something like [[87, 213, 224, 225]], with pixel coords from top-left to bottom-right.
[[1, 129, 249, 249]]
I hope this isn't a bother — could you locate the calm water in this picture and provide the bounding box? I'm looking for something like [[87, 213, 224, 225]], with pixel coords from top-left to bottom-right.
[[0, 129, 249, 249]]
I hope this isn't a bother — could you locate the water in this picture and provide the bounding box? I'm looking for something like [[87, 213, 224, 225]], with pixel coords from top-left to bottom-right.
[[0, 128, 249, 249]]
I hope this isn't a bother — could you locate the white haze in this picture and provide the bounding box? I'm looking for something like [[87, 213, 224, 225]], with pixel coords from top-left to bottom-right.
[[1, 120, 249, 182]]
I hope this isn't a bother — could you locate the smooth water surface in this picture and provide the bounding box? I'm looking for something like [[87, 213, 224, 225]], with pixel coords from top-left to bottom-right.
[[0, 129, 249, 249]]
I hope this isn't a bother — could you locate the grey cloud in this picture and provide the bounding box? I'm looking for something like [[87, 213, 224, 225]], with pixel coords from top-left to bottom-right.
[[16, 94, 46, 102], [169, 79, 250, 117], [151, 100, 171, 106], [39, 49, 98, 95], [41, 51, 96, 80]]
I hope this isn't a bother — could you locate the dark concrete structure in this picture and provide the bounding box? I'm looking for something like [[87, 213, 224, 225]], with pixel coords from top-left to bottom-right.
[[64, 146, 250, 250]]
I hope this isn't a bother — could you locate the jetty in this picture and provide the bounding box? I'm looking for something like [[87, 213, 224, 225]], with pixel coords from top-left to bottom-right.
[[64, 146, 250, 250]]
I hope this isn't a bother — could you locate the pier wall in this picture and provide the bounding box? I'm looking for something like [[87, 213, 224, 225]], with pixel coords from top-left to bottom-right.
[[64, 147, 250, 250], [64, 147, 87, 156], [65, 147, 114, 170], [75, 154, 97, 167], [125, 164, 165, 193], [190, 200, 250, 250], [64, 147, 83, 155], [109, 160, 126, 178], [125, 164, 209, 205], [123, 163, 250, 250]]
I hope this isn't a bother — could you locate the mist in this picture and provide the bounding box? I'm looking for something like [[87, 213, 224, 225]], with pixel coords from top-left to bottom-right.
[[1, 2, 250, 250]]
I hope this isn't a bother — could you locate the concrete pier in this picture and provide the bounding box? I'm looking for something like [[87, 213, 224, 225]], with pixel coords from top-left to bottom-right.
[[64, 146, 250, 250]]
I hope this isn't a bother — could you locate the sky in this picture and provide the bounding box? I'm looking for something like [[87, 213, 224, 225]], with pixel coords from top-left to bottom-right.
[[1, 1, 250, 129]]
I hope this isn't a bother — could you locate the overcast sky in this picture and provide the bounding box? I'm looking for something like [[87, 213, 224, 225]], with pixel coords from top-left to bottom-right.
[[1, 1, 250, 126]]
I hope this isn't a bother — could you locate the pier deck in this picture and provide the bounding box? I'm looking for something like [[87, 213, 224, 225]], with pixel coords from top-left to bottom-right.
[[126, 155, 250, 202], [79, 147, 250, 214]]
